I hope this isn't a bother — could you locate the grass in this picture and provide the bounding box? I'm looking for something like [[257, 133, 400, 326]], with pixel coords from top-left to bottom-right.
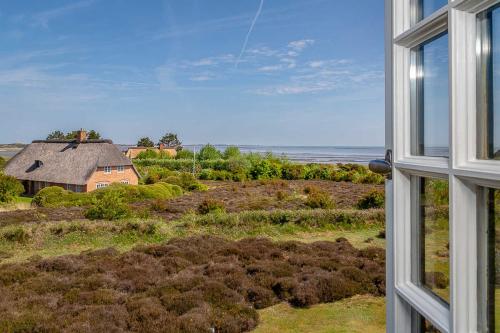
[[0, 196, 32, 212], [255, 295, 386, 333]]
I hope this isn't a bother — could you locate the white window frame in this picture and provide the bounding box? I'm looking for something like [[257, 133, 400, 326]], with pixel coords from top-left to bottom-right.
[[120, 179, 129, 184], [96, 182, 109, 189], [117, 165, 125, 173], [387, 0, 500, 332], [103, 166, 112, 174]]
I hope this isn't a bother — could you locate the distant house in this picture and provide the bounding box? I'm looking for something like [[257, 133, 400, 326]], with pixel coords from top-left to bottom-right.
[[125, 143, 177, 159], [4, 130, 140, 195]]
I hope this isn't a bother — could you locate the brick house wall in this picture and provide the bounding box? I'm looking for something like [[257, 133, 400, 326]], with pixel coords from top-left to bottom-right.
[[85, 165, 139, 192]]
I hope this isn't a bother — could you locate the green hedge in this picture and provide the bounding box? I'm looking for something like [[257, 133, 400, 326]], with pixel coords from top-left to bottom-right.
[[33, 182, 183, 208]]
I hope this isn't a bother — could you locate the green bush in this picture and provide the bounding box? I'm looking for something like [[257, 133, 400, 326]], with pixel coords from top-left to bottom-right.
[[356, 190, 385, 209], [198, 144, 222, 161], [281, 164, 306, 180], [0, 174, 24, 203], [0, 157, 6, 170], [305, 190, 335, 209], [85, 190, 131, 220], [136, 149, 160, 159], [223, 146, 241, 159], [198, 199, 226, 215], [175, 149, 194, 160]]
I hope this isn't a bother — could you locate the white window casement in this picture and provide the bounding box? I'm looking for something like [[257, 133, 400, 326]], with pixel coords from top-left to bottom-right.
[[117, 165, 125, 173], [104, 166, 112, 174], [96, 182, 109, 189], [386, 0, 500, 332], [120, 179, 129, 184]]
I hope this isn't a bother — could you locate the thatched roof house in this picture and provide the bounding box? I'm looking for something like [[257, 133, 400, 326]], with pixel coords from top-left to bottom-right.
[[4, 130, 140, 194], [124, 143, 177, 159]]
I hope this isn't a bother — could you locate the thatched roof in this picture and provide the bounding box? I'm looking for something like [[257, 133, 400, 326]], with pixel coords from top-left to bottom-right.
[[4, 140, 136, 185]]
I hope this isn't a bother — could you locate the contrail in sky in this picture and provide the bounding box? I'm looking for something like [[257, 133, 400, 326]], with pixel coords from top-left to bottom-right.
[[235, 0, 264, 68]]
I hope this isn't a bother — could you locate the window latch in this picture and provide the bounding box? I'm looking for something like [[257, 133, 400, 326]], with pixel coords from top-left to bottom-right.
[[369, 149, 392, 180]]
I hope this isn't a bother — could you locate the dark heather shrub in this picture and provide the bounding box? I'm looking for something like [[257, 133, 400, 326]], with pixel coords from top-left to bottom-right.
[[356, 189, 385, 209], [3, 227, 30, 243], [281, 164, 306, 180], [198, 199, 226, 215], [0, 174, 24, 203], [0, 236, 385, 332]]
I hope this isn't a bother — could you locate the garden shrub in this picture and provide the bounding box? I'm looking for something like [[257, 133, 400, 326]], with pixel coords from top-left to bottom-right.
[[197, 199, 226, 215], [356, 190, 385, 209], [0, 174, 24, 203], [85, 189, 131, 220], [33, 186, 90, 207]]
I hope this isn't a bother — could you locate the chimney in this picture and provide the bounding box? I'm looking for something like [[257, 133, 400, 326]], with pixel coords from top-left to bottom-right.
[[159, 143, 165, 150], [76, 129, 87, 142]]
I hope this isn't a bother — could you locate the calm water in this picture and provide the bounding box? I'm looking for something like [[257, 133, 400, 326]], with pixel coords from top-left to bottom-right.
[[184, 145, 385, 164]]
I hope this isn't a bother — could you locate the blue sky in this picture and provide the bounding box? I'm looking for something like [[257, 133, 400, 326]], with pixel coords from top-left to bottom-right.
[[0, 0, 384, 145]]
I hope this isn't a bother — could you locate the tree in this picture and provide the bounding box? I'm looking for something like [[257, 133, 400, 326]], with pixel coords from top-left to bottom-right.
[[46, 130, 66, 140], [158, 133, 181, 148], [87, 130, 101, 140], [137, 137, 155, 147], [198, 144, 222, 160]]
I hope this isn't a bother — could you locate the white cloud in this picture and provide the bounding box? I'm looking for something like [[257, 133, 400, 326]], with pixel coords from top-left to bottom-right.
[[190, 75, 214, 81], [31, 0, 96, 28], [288, 39, 315, 52], [258, 65, 283, 72]]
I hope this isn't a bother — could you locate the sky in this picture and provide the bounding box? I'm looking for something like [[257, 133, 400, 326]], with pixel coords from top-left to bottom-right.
[[0, 0, 385, 146]]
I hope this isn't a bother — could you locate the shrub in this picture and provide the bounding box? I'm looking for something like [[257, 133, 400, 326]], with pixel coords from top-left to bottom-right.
[[3, 227, 30, 243], [281, 164, 306, 180], [198, 144, 222, 161], [356, 190, 385, 209], [85, 190, 131, 220], [0, 174, 24, 203], [175, 149, 194, 160], [0, 156, 6, 170], [136, 149, 160, 159], [198, 199, 226, 215], [223, 146, 241, 159], [250, 159, 282, 180], [305, 190, 335, 209]]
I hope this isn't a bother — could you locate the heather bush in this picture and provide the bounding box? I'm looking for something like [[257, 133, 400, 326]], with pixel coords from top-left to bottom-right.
[[305, 189, 335, 209], [356, 190, 385, 209], [2, 227, 30, 243], [0, 173, 24, 203], [281, 164, 306, 180], [0, 236, 385, 332], [0, 156, 6, 170], [198, 199, 226, 215]]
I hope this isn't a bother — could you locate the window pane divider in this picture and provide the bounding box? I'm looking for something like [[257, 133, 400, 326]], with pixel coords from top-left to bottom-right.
[[394, 9, 449, 48], [395, 282, 450, 333]]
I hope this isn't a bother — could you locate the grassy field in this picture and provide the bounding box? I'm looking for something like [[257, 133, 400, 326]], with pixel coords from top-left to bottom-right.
[[256, 295, 386, 333], [0, 179, 386, 332]]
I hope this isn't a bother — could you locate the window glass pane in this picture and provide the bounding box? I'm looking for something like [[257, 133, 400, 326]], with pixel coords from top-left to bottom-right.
[[411, 33, 449, 157], [478, 188, 500, 332], [417, 0, 448, 22], [412, 309, 443, 332], [412, 177, 450, 303], [478, 6, 500, 160]]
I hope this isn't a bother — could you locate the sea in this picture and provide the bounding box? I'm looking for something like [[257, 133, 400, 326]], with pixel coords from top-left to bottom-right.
[[0, 145, 386, 165]]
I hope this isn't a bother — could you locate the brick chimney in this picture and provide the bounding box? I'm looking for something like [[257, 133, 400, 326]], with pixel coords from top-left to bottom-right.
[[159, 143, 165, 150], [76, 129, 87, 142]]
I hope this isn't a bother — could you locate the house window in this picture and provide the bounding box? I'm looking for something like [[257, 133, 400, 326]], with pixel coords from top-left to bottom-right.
[[411, 176, 450, 304], [104, 166, 112, 174], [96, 182, 109, 189], [477, 5, 500, 160], [120, 179, 129, 184], [117, 165, 125, 173], [410, 32, 449, 157]]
